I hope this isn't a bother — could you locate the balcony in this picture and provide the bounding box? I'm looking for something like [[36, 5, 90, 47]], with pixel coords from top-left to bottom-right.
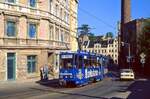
[[0, 37, 71, 50]]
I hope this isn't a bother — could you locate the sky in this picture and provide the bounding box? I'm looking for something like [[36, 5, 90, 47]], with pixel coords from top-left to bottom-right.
[[78, 0, 150, 36]]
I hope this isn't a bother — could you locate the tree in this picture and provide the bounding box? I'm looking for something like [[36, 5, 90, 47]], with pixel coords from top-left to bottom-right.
[[77, 24, 94, 50], [105, 32, 113, 38], [77, 24, 94, 36]]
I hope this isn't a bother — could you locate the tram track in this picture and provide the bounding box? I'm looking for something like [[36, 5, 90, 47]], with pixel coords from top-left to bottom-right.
[[0, 74, 134, 99]]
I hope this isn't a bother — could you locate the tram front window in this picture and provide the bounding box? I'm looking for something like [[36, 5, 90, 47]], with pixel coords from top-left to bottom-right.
[[61, 59, 73, 69]]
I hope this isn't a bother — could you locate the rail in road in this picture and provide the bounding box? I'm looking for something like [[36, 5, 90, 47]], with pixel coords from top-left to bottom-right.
[[0, 78, 134, 99]]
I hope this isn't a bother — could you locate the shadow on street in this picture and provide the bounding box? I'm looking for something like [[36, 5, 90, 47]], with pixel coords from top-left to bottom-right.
[[127, 78, 150, 99], [31, 87, 109, 99], [113, 78, 150, 99], [32, 81, 110, 99], [36, 79, 62, 88]]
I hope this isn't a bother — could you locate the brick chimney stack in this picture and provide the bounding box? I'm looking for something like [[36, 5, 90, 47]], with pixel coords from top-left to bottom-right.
[[121, 0, 131, 24], [119, 0, 131, 67]]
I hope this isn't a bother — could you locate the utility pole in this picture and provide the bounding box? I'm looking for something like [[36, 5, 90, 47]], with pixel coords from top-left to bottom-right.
[[121, 42, 131, 68], [128, 43, 131, 68]]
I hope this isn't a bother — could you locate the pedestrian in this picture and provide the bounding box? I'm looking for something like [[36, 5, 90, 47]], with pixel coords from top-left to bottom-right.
[[40, 66, 44, 81], [43, 64, 49, 81]]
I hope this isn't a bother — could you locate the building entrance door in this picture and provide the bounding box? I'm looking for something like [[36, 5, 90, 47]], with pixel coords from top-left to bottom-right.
[[7, 53, 16, 80]]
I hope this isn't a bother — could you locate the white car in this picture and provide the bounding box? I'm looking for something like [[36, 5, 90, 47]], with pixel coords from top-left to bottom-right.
[[120, 69, 135, 80]]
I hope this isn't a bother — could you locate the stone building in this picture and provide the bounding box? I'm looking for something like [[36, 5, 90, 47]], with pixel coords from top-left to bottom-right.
[[81, 35, 118, 64], [0, 0, 78, 81]]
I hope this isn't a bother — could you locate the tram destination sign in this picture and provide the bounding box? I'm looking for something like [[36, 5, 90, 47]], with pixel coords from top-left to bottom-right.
[[61, 55, 73, 59]]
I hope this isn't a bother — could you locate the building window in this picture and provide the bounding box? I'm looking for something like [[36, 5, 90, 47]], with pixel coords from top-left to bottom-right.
[[6, 21, 16, 37], [60, 8, 63, 19], [55, 4, 59, 16], [64, 11, 67, 21], [66, 13, 69, 23], [27, 55, 36, 73], [115, 49, 117, 52], [28, 23, 37, 38], [55, 28, 59, 40], [61, 31, 64, 42], [49, 25, 53, 40], [109, 50, 111, 52], [29, 0, 36, 7], [49, 0, 52, 12], [95, 50, 97, 53], [7, 0, 15, 3], [66, 32, 70, 42]]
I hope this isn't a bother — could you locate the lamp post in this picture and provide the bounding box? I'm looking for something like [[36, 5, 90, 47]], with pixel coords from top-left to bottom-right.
[[121, 42, 131, 68]]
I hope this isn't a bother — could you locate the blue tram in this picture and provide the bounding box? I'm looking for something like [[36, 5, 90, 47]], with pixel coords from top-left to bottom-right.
[[59, 51, 108, 86]]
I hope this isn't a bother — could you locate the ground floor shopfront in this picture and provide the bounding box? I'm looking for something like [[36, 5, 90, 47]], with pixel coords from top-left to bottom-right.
[[0, 49, 66, 81]]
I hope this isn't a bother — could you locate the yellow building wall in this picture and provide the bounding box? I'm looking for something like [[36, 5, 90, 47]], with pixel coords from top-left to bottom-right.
[[18, 16, 27, 39], [19, 0, 27, 5], [70, 0, 78, 51]]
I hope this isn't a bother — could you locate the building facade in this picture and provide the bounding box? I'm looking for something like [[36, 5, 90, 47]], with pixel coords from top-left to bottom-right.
[[121, 18, 150, 72], [0, 0, 78, 81], [120, 0, 150, 74], [70, 0, 78, 51], [81, 35, 118, 64]]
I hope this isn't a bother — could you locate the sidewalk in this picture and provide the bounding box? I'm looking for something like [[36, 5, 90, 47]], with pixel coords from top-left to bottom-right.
[[0, 78, 39, 89], [0, 76, 58, 89]]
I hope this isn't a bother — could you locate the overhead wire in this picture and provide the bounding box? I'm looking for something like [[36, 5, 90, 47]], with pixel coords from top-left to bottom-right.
[[78, 4, 117, 30]]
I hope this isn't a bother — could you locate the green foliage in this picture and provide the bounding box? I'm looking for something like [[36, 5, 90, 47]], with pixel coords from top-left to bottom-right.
[[78, 24, 94, 36], [105, 32, 113, 38]]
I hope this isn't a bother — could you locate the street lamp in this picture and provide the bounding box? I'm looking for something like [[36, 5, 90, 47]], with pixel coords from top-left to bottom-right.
[[121, 42, 131, 68]]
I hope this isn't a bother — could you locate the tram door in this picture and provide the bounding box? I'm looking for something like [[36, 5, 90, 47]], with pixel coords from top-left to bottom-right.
[[7, 53, 16, 80]]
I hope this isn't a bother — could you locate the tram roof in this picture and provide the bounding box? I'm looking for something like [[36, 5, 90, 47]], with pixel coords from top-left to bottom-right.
[[60, 51, 105, 57]]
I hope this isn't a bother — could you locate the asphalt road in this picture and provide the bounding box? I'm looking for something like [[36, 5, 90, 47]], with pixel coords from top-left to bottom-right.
[[0, 75, 150, 99]]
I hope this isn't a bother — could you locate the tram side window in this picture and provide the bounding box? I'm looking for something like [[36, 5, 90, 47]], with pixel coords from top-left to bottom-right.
[[94, 60, 98, 67], [90, 57, 97, 67], [84, 59, 90, 68], [77, 56, 83, 69]]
